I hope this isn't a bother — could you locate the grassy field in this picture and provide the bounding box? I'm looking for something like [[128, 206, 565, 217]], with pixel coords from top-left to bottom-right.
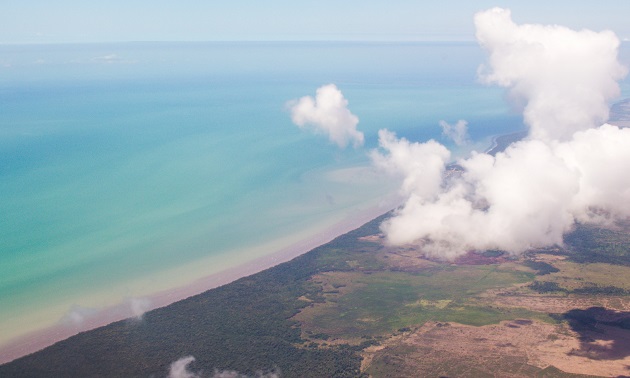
[[296, 266, 547, 341]]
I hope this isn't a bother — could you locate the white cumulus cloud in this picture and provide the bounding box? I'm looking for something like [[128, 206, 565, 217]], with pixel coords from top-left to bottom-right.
[[371, 129, 450, 200], [374, 8, 630, 259], [288, 84, 364, 148], [475, 7, 627, 142]]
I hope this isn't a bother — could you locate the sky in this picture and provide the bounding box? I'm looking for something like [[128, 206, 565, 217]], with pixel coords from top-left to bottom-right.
[[2, 0, 630, 44]]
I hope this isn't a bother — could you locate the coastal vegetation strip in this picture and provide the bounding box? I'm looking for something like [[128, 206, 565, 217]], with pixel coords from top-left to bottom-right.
[[1, 213, 630, 377]]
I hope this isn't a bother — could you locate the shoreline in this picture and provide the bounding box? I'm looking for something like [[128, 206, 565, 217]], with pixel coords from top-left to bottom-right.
[[0, 121, 548, 365], [0, 197, 401, 365], [484, 130, 527, 156], [0, 122, 541, 365], [0, 124, 533, 365]]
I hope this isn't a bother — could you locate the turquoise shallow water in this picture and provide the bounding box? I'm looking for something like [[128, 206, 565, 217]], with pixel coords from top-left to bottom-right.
[[0, 42, 534, 342]]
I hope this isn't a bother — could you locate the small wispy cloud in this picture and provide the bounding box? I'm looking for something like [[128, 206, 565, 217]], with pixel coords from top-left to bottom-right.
[[90, 53, 137, 64], [59, 296, 151, 331], [439, 119, 469, 146], [169, 356, 199, 378], [167, 356, 280, 378], [127, 297, 151, 320], [60, 305, 100, 328]]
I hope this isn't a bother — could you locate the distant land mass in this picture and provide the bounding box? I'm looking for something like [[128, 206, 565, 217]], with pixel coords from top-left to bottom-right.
[[609, 98, 630, 127], [485, 130, 527, 156]]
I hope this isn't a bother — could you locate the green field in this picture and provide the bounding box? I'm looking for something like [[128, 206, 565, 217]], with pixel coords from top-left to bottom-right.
[[297, 266, 549, 341]]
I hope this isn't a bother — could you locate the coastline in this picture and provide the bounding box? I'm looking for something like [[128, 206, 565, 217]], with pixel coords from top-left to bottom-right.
[[0, 118, 561, 364], [0, 196, 401, 364], [0, 123, 536, 364], [0, 122, 546, 364], [3, 79, 626, 366], [484, 130, 527, 156]]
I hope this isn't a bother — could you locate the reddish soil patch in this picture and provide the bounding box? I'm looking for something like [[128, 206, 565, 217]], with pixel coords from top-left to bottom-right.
[[453, 250, 511, 265]]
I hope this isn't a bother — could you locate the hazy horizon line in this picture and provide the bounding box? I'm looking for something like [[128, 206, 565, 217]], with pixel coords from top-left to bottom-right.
[[5, 38, 630, 47], [0, 39, 482, 46]]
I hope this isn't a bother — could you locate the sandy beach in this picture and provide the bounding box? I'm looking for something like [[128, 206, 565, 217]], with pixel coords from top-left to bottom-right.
[[0, 196, 400, 364]]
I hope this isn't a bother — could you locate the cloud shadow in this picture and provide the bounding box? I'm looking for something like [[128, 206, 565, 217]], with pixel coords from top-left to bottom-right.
[[561, 307, 630, 361]]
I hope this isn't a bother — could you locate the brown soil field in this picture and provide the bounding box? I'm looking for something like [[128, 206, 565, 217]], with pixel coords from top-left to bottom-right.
[[365, 320, 630, 377]]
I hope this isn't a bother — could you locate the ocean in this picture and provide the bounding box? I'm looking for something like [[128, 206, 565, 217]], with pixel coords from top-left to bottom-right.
[[2, 41, 624, 350]]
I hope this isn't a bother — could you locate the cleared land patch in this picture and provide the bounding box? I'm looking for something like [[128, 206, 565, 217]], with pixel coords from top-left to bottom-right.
[[366, 320, 625, 377]]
